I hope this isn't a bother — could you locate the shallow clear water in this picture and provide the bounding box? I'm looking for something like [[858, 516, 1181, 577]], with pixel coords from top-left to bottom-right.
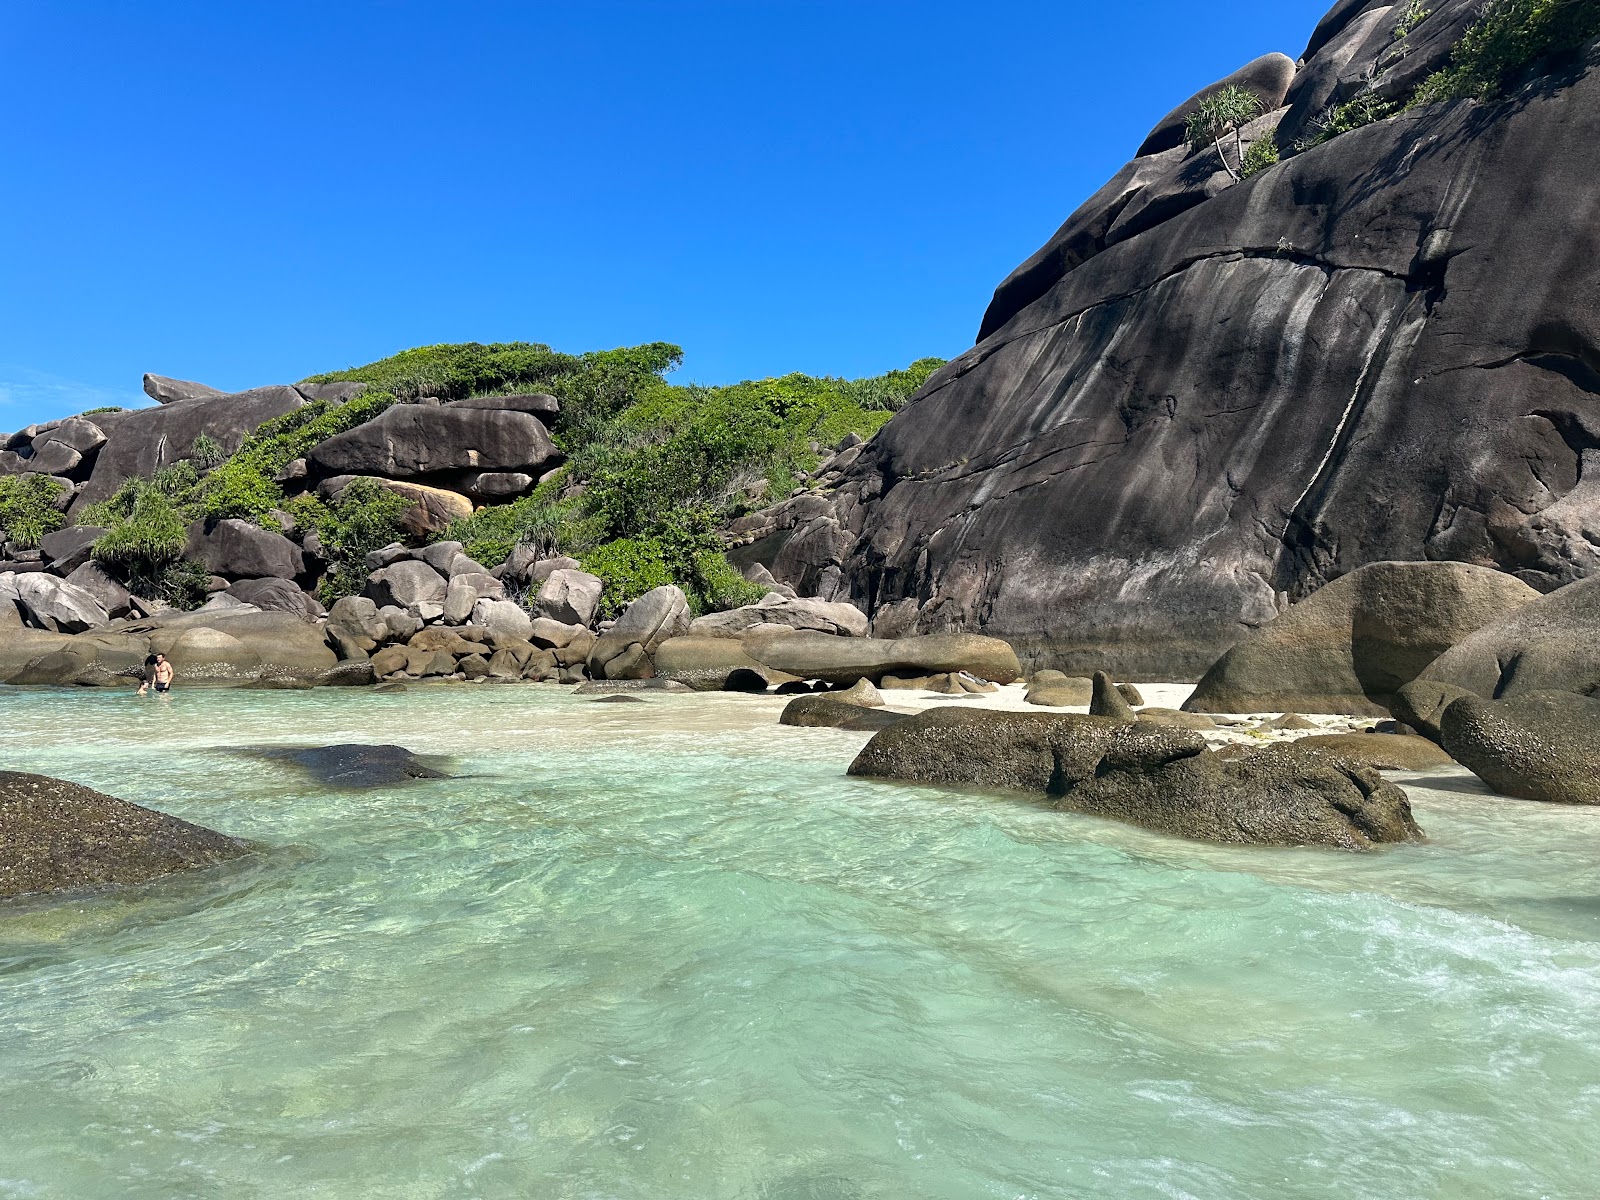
[[2, 686, 1598, 1199]]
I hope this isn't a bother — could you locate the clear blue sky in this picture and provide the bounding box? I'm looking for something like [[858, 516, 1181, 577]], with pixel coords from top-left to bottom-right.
[[1, 1, 1328, 425]]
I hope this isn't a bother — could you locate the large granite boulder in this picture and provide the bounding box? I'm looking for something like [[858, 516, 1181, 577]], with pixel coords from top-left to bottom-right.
[[1388, 679, 1477, 743], [1419, 576, 1600, 699], [1057, 742, 1423, 850], [750, 632, 1021, 686], [1280, 732, 1454, 771], [1132, 51, 1299, 159], [654, 636, 775, 691], [688, 593, 869, 639], [305, 405, 558, 479], [63, 561, 133, 620], [1183, 562, 1538, 715], [445, 393, 560, 419], [778, 695, 905, 731], [73, 386, 308, 512], [225, 577, 325, 619], [364, 560, 448, 610], [470, 598, 533, 643], [534, 568, 604, 627], [736, 14, 1600, 678], [318, 475, 474, 539], [1440, 691, 1600, 805], [37, 525, 107, 574], [138, 609, 339, 684], [587, 586, 691, 680], [3, 572, 110, 633], [143, 373, 225, 404], [185, 518, 306, 581], [0, 771, 247, 897]]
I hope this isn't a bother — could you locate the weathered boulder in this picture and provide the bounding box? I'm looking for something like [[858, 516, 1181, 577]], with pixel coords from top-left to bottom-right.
[[1089, 671, 1135, 720], [654, 636, 774, 691], [1133, 51, 1299, 158], [849, 707, 1196, 794], [779, 695, 905, 731], [456, 471, 534, 499], [161, 627, 263, 681], [306, 405, 558, 479], [1056, 742, 1423, 849], [1024, 670, 1093, 706], [63, 561, 133, 619], [588, 586, 691, 680], [143, 373, 225, 404], [528, 617, 586, 649], [1281, 732, 1454, 771], [445, 393, 560, 419], [740, 22, 1600, 678], [326, 595, 387, 648], [294, 380, 369, 404], [688, 594, 869, 639], [185, 518, 306, 581], [1440, 691, 1600, 805], [534, 568, 604, 627], [750, 632, 1021, 686], [443, 571, 505, 624], [1419, 576, 1600, 700], [364, 560, 448, 610], [470, 598, 533, 643], [1184, 563, 1538, 715], [1388, 679, 1477, 744], [140, 609, 339, 684], [1137, 708, 1218, 731], [0, 770, 247, 897], [6, 573, 110, 633], [224, 577, 324, 619], [319, 476, 474, 539], [74, 386, 307, 512], [834, 678, 884, 707], [37, 525, 107, 574]]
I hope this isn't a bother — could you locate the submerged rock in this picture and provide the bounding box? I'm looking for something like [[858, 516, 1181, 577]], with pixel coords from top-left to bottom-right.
[[256, 744, 449, 788], [573, 678, 693, 695], [1440, 691, 1600, 805], [779, 696, 906, 732], [0, 770, 247, 898]]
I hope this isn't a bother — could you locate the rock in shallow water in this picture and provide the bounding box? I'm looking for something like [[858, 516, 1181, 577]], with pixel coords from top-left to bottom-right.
[[254, 744, 449, 788], [1440, 691, 1600, 806], [0, 770, 248, 898], [779, 695, 906, 731]]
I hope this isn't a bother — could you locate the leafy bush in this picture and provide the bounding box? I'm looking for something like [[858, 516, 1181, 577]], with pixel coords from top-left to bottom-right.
[[82, 406, 124, 415], [189, 433, 226, 471], [1241, 133, 1280, 177], [285, 479, 413, 602], [0, 474, 67, 548], [200, 388, 397, 523], [1308, 92, 1401, 145], [91, 485, 203, 604], [1412, 0, 1600, 104], [580, 509, 764, 619]]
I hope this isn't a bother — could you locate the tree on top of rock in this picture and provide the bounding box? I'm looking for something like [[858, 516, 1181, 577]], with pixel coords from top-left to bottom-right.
[[1184, 84, 1263, 181]]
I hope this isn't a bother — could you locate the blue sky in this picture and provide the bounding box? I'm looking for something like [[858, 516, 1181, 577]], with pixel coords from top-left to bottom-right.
[[1, 1, 1328, 424]]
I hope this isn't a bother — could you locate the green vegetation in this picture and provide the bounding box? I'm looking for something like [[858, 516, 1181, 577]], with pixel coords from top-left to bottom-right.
[[1412, 0, 1600, 104], [1309, 92, 1401, 145], [200, 388, 398, 525], [0, 475, 67, 548], [1394, 1, 1431, 41], [81, 406, 124, 415], [438, 355, 943, 614], [285, 480, 413, 603], [1185, 85, 1263, 181], [91, 484, 207, 606], [1241, 133, 1281, 177]]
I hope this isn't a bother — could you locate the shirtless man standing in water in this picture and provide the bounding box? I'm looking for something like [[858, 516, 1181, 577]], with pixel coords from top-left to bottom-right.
[[138, 653, 175, 696]]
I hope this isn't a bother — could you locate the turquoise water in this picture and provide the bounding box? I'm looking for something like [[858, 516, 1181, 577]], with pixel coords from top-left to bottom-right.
[[2, 686, 1598, 1199]]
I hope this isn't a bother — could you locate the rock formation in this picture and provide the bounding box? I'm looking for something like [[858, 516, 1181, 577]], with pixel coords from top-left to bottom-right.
[[737, 2, 1600, 677]]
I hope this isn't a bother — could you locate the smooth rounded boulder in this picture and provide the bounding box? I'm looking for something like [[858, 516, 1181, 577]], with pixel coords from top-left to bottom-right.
[[1419, 576, 1600, 699], [364, 560, 448, 610], [779, 695, 904, 731], [535, 568, 604, 627], [0, 770, 247, 898], [588, 586, 691, 680], [1440, 691, 1600, 805], [4, 572, 110, 633], [654, 636, 772, 691], [751, 631, 1021, 687], [306, 405, 558, 479], [185, 518, 306, 581], [1184, 562, 1539, 716]]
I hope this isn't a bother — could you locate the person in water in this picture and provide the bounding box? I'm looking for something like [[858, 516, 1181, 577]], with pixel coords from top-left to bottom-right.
[[138, 653, 175, 695]]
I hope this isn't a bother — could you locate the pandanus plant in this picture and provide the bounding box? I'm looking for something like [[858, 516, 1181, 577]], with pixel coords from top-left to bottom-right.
[[1184, 85, 1264, 181]]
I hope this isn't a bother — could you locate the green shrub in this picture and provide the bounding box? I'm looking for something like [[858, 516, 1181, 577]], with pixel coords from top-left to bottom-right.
[[1185, 84, 1264, 179], [1394, 0, 1431, 40], [1241, 133, 1281, 177], [1412, 0, 1600, 105], [1307, 92, 1402, 145], [200, 388, 397, 523], [0, 475, 67, 548], [91, 486, 197, 601], [580, 509, 765, 617], [82, 406, 124, 415], [189, 433, 226, 471], [286, 479, 412, 602]]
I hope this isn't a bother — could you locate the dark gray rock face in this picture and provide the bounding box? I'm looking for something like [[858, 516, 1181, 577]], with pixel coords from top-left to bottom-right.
[[185, 518, 306, 581], [73, 386, 308, 512], [306, 405, 557, 480], [38, 525, 107, 574], [1440, 691, 1600, 804], [0, 770, 247, 898], [1419, 576, 1600, 699], [445, 393, 559, 419], [741, 7, 1600, 679]]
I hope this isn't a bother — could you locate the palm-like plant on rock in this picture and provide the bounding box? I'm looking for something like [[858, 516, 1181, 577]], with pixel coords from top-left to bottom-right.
[[1185, 85, 1264, 181]]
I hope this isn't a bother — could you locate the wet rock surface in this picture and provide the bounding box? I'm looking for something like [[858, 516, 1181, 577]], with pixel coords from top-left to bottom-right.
[[0, 770, 247, 898]]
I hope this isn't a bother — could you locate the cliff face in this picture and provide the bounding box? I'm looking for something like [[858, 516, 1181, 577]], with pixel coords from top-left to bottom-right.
[[739, 0, 1600, 677]]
